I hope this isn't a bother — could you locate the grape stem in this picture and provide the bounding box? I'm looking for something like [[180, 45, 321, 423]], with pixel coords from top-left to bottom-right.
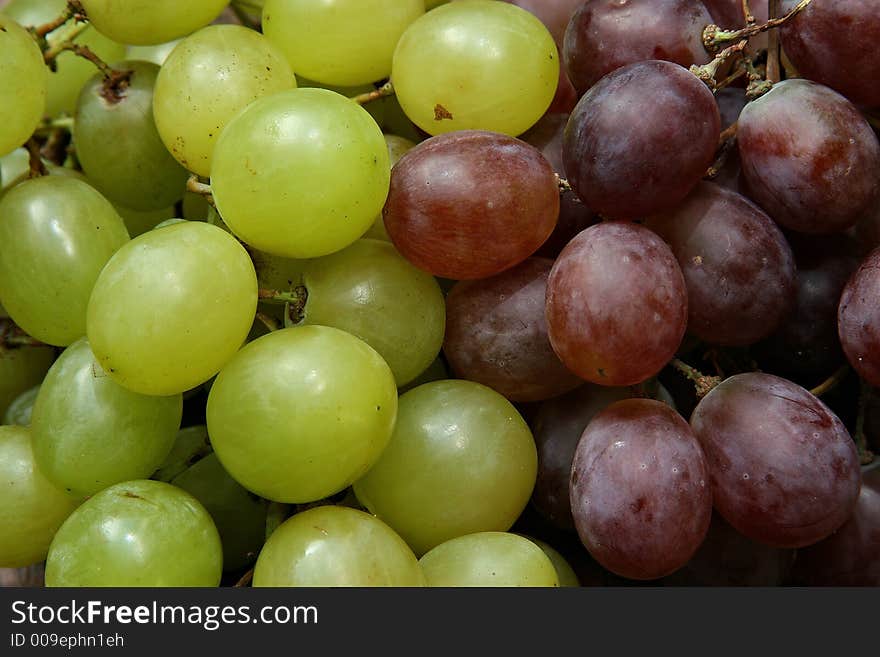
[[670, 358, 723, 399], [42, 34, 134, 104], [766, 0, 783, 84], [258, 286, 309, 324], [233, 569, 254, 588], [255, 312, 281, 332], [808, 364, 850, 397], [741, 0, 755, 25], [855, 381, 875, 465], [351, 81, 395, 105], [25, 138, 48, 179], [705, 122, 738, 179], [30, 0, 86, 38], [0, 319, 48, 350], [691, 40, 749, 90], [704, 0, 812, 50], [555, 174, 572, 193], [186, 175, 216, 208]]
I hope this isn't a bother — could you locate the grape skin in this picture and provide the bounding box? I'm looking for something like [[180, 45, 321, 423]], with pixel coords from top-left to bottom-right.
[[0, 15, 47, 158], [80, 0, 229, 46], [838, 248, 880, 387]]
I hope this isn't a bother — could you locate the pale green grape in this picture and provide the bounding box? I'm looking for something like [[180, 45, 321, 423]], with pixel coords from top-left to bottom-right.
[[0, 342, 55, 418], [524, 537, 580, 587], [152, 425, 212, 483], [2, 385, 40, 426], [392, 0, 558, 136], [207, 326, 397, 503], [364, 134, 417, 241], [353, 380, 537, 555], [125, 39, 181, 66], [172, 453, 268, 572], [295, 76, 385, 127], [419, 532, 559, 587], [263, 0, 424, 86], [80, 0, 230, 46], [379, 93, 424, 143], [0, 425, 78, 568], [0, 16, 48, 157], [290, 239, 445, 386], [0, 149, 28, 191], [0, 158, 88, 202], [87, 222, 257, 396], [32, 338, 182, 497], [251, 250, 308, 292], [45, 479, 223, 586], [253, 506, 425, 587], [0, 177, 129, 346], [153, 218, 187, 230], [210, 88, 390, 258], [153, 25, 295, 177], [3, 0, 125, 118], [426, 0, 449, 8], [113, 202, 176, 237]]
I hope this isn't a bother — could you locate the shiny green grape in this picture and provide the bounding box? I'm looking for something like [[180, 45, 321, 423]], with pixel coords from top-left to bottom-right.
[[154, 25, 295, 177], [2, 385, 40, 426], [172, 453, 268, 572], [210, 88, 390, 259], [353, 380, 538, 555], [3, 0, 125, 118], [76, 61, 188, 211], [295, 76, 385, 127], [125, 39, 181, 66], [80, 0, 230, 46], [207, 326, 398, 503], [263, 0, 424, 86], [419, 532, 559, 587], [152, 425, 212, 483], [392, 0, 558, 136], [0, 16, 48, 157], [364, 134, 417, 241], [113, 203, 176, 237], [253, 506, 425, 587], [0, 425, 78, 568], [87, 222, 258, 396], [524, 537, 580, 587], [0, 342, 55, 419], [31, 338, 182, 497], [0, 177, 130, 346], [45, 479, 223, 586], [291, 239, 445, 386]]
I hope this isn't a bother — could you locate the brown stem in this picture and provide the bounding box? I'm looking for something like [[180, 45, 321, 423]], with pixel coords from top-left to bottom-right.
[[691, 40, 749, 89], [42, 128, 71, 167], [255, 312, 281, 332], [351, 81, 395, 105], [0, 319, 49, 349], [704, 0, 812, 50], [555, 174, 572, 193], [714, 62, 748, 91], [855, 381, 875, 465], [766, 0, 782, 84], [44, 40, 133, 103], [671, 358, 723, 399], [808, 364, 850, 397], [741, 0, 755, 25], [25, 138, 47, 178], [186, 175, 216, 207], [705, 122, 738, 179], [233, 569, 254, 588], [32, 0, 85, 38]]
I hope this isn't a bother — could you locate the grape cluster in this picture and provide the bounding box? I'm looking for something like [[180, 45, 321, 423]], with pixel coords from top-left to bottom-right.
[[0, 0, 878, 588]]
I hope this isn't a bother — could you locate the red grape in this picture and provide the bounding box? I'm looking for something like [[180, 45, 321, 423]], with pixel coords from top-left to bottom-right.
[[839, 248, 880, 387], [504, 0, 583, 48]]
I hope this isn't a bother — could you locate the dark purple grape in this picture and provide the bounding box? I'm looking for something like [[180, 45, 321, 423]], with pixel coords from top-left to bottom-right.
[[382, 131, 558, 280], [504, 0, 584, 47], [716, 87, 748, 128], [704, 0, 769, 49], [562, 0, 712, 96], [839, 248, 880, 387], [691, 373, 861, 548], [570, 399, 712, 580], [563, 60, 720, 220], [646, 182, 796, 346], [546, 221, 688, 386], [443, 258, 583, 403], [737, 79, 880, 234], [853, 203, 880, 257], [780, 0, 880, 109]]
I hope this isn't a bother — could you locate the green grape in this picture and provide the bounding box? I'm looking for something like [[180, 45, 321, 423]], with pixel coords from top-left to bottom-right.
[[182, 191, 210, 221], [263, 0, 424, 86], [80, 0, 230, 46], [0, 16, 48, 157], [211, 88, 390, 259], [45, 479, 223, 586], [125, 39, 181, 66], [392, 0, 558, 136], [289, 239, 445, 386], [419, 532, 559, 587], [253, 506, 425, 587], [0, 157, 88, 202], [153, 218, 187, 230], [295, 76, 385, 127], [364, 134, 417, 241], [251, 250, 308, 292], [0, 149, 29, 191], [87, 222, 258, 396], [152, 425, 212, 483], [0, 341, 55, 419], [0, 177, 129, 347], [3, 0, 125, 118], [379, 93, 424, 143], [207, 326, 397, 503], [75, 61, 188, 211], [523, 537, 580, 587], [398, 356, 449, 393], [172, 453, 268, 572], [31, 338, 182, 497], [0, 426, 78, 568], [0, 302, 6, 318], [153, 25, 295, 177], [113, 202, 176, 237], [426, 0, 449, 8], [2, 385, 40, 426]]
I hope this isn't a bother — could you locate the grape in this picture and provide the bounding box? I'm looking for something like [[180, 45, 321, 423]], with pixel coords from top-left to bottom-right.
[[171, 453, 268, 572], [2, 385, 40, 426], [353, 380, 537, 555], [152, 425, 211, 483], [398, 356, 449, 394], [716, 87, 748, 129], [545, 222, 688, 386], [153, 25, 295, 178], [838, 248, 880, 387], [207, 326, 397, 503], [125, 39, 181, 67], [563, 0, 712, 95], [0, 339, 55, 420], [210, 88, 390, 259], [0, 177, 129, 347], [523, 537, 580, 587], [45, 479, 222, 586], [392, 1, 558, 136], [443, 258, 582, 402], [0, 425, 77, 568], [504, 0, 583, 47], [645, 182, 796, 346], [113, 203, 177, 238], [383, 131, 558, 280], [86, 222, 257, 396], [737, 79, 880, 234], [364, 135, 417, 242], [780, 0, 880, 109], [704, 0, 768, 50], [690, 373, 861, 548], [79, 0, 229, 46], [564, 60, 719, 219], [75, 61, 188, 211], [263, 0, 423, 86], [419, 532, 558, 587], [31, 338, 181, 497], [295, 77, 386, 127], [3, 0, 125, 118], [292, 239, 446, 387], [253, 506, 424, 587], [570, 399, 711, 580], [0, 15, 48, 157]]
